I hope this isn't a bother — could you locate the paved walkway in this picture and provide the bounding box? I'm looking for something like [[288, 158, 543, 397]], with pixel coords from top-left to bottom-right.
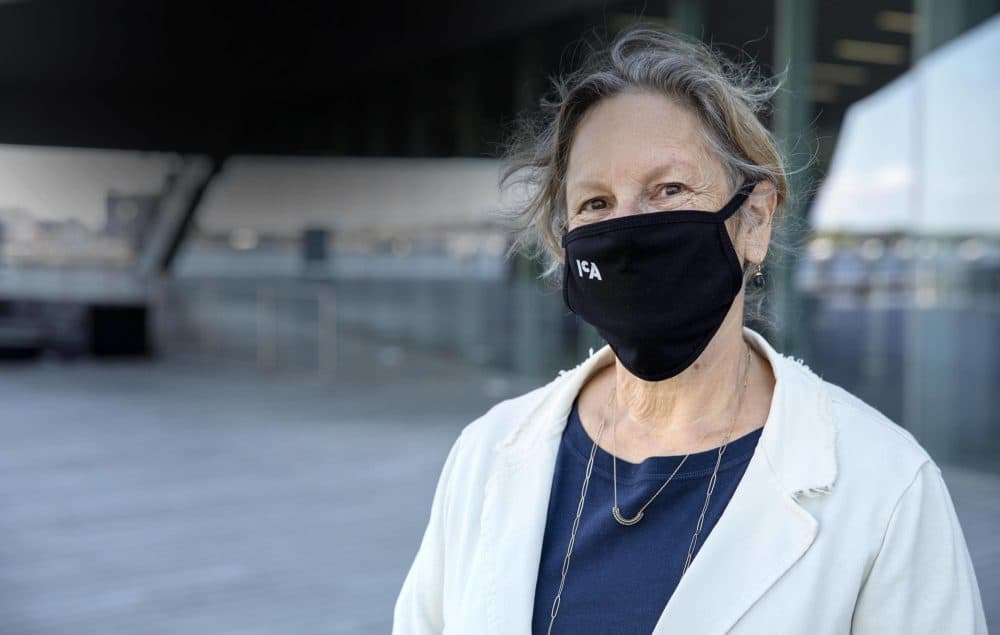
[[0, 336, 996, 633]]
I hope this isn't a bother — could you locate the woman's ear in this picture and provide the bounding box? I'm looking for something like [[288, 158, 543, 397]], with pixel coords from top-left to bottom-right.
[[740, 181, 777, 264]]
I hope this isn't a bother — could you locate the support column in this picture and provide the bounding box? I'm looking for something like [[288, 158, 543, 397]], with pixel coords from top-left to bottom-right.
[[771, 0, 815, 358], [365, 89, 388, 156], [514, 31, 545, 115], [408, 65, 432, 156], [454, 53, 481, 156], [668, 0, 705, 38], [511, 31, 567, 373]]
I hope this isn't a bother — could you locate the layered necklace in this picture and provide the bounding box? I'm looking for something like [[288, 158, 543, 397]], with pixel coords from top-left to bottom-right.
[[546, 343, 753, 634]]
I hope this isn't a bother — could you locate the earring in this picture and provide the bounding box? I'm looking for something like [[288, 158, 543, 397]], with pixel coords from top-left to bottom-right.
[[751, 263, 766, 289]]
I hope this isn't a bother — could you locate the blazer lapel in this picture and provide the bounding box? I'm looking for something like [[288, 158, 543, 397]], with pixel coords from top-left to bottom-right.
[[649, 449, 819, 633], [481, 348, 614, 635], [652, 328, 838, 633], [481, 437, 561, 634]]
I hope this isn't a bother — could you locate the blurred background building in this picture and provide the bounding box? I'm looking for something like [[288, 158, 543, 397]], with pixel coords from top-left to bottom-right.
[[0, 0, 996, 633]]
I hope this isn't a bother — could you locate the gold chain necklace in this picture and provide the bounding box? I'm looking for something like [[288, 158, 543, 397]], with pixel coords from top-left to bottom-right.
[[547, 342, 754, 634]]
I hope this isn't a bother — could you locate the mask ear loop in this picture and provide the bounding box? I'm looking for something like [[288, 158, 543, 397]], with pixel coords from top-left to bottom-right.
[[717, 181, 758, 223]]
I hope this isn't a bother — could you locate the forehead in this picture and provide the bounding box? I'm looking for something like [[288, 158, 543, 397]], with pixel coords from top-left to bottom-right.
[[566, 90, 711, 184]]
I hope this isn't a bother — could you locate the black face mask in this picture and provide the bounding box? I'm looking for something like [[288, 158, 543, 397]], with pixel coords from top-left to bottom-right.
[[561, 183, 755, 381]]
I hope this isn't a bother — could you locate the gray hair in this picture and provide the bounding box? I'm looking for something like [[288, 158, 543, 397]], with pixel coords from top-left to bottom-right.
[[498, 26, 794, 320]]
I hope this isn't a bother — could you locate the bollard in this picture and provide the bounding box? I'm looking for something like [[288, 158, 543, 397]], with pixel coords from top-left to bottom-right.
[[318, 287, 337, 381]]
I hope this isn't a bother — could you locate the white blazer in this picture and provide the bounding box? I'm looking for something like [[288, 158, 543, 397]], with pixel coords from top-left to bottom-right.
[[393, 327, 987, 634]]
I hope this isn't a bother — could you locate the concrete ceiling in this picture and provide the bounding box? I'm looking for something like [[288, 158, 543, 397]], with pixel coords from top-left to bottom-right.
[[0, 0, 609, 153], [0, 0, 927, 156]]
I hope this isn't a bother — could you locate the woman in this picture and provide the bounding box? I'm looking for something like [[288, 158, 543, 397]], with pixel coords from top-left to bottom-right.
[[393, 27, 987, 634]]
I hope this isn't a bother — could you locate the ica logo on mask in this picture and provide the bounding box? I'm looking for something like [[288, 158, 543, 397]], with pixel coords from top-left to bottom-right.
[[561, 181, 757, 381], [575, 259, 602, 281]]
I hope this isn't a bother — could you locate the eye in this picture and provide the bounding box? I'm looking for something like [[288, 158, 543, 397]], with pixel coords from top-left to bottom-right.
[[656, 183, 684, 197], [579, 197, 609, 213]]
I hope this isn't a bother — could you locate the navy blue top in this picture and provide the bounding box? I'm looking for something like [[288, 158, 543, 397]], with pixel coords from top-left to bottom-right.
[[531, 397, 764, 635]]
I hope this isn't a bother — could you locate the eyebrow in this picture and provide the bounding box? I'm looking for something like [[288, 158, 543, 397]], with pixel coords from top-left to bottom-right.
[[566, 179, 607, 194], [566, 161, 691, 199]]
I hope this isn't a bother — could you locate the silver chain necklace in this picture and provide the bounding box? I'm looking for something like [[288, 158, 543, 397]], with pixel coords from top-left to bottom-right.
[[611, 401, 691, 526], [547, 344, 752, 634]]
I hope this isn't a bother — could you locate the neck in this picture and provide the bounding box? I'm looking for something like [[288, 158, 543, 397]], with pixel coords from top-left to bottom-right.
[[610, 311, 753, 449]]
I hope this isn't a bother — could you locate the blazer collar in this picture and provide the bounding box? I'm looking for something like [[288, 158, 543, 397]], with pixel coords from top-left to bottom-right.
[[482, 327, 838, 634], [495, 326, 838, 498]]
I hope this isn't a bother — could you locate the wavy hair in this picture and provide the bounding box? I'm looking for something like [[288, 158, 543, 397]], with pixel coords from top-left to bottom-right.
[[498, 26, 797, 320]]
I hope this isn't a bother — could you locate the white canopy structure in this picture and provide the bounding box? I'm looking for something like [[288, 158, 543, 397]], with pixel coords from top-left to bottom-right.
[[199, 156, 512, 238], [810, 13, 1000, 237]]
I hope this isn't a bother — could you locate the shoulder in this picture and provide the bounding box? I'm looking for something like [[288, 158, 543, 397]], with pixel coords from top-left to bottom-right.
[[816, 374, 985, 631], [823, 374, 933, 479], [459, 374, 562, 446], [785, 355, 938, 506], [758, 333, 939, 506], [443, 373, 564, 479], [769, 356, 966, 577]]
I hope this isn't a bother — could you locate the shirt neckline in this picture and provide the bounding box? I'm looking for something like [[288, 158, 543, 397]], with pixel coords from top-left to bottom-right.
[[564, 396, 764, 483]]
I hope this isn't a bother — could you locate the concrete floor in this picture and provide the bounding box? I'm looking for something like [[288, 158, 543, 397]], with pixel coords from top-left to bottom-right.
[[0, 336, 995, 634]]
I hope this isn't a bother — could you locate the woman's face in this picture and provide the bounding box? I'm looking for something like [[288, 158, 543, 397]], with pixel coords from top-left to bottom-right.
[[565, 90, 734, 232]]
